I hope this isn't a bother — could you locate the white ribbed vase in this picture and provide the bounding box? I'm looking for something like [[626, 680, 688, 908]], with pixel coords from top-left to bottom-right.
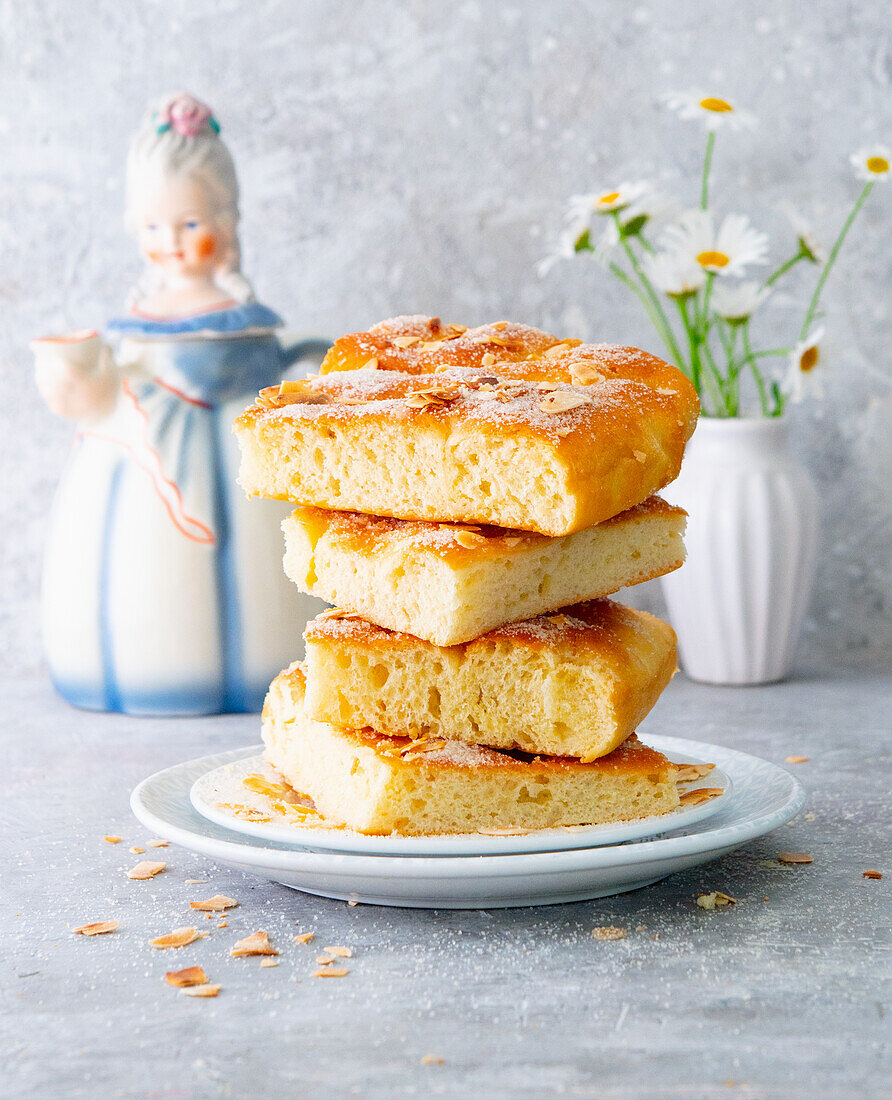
[[660, 417, 819, 685]]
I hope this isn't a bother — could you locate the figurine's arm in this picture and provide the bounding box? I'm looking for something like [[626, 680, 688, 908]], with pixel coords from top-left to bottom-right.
[[32, 334, 120, 424]]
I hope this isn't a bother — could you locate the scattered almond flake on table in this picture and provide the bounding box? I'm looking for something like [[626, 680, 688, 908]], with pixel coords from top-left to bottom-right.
[[129, 846, 145, 854], [316, 955, 334, 965], [785, 755, 810, 764], [293, 931, 315, 944], [591, 927, 627, 940], [313, 967, 349, 978], [151, 927, 207, 950], [259, 958, 279, 969], [777, 852, 813, 864], [231, 931, 278, 957], [323, 946, 353, 958], [183, 983, 221, 998], [103, 835, 122, 844], [127, 861, 166, 880], [697, 892, 737, 910], [146, 839, 169, 848], [73, 920, 118, 936], [217, 920, 228, 928], [421, 1055, 444, 1066], [675, 763, 715, 783], [863, 870, 883, 880], [184, 879, 207, 885], [678, 787, 724, 807], [165, 966, 208, 988], [190, 895, 238, 912]]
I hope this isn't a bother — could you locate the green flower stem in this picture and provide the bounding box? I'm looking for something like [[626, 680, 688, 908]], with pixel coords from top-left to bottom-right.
[[677, 296, 727, 416], [751, 347, 790, 359], [742, 321, 771, 416], [606, 260, 688, 372], [700, 334, 733, 416], [799, 181, 873, 341], [701, 130, 716, 210], [613, 214, 686, 368], [765, 250, 807, 287]]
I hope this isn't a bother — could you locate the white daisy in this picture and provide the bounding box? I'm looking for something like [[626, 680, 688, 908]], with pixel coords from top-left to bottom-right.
[[663, 90, 757, 132], [660, 210, 769, 276], [644, 251, 705, 298], [850, 145, 891, 182], [570, 181, 653, 218], [783, 327, 825, 402], [711, 280, 770, 322], [782, 206, 827, 264]]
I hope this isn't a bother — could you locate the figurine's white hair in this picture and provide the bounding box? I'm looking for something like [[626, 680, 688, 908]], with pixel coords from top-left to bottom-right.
[[125, 93, 254, 306]]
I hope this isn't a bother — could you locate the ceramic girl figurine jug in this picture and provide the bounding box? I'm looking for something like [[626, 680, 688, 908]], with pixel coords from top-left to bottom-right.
[[32, 93, 329, 715]]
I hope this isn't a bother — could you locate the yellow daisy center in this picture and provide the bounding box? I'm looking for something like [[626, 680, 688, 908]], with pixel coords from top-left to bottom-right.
[[700, 97, 733, 114], [599, 191, 621, 205], [866, 156, 890, 174], [697, 250, 731, 269], [799, 345, 819, 373]]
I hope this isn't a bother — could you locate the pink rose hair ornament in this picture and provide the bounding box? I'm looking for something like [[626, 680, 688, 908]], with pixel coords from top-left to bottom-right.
[[153, 93, 220, 137]]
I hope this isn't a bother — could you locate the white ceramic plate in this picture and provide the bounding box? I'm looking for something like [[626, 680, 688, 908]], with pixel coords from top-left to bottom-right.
[[188, 743, 732, 855], [130, 737, 804, 908]]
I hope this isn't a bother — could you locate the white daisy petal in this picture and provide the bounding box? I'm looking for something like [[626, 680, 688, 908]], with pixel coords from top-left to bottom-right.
[[711, 280, 770, 322], [659, 210, 768, 277], [782, 205, 827, 263], [783, 327, 825, 402], [850, 145, 891, 182], [644, 251, 705, 297], [663, 90, 757, 132]]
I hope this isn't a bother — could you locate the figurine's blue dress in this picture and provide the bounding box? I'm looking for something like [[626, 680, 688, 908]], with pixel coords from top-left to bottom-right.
[[42, 303, 327, 715]]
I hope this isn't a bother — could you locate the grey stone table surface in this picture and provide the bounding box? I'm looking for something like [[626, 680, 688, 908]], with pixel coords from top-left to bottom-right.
[[2, 666, 889, 1100]]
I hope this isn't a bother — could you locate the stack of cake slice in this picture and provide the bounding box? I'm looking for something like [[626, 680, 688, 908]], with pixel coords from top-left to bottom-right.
[[234, 316, 700, 836]]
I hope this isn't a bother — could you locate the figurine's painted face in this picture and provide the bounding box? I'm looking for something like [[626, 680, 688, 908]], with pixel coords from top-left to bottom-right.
[[136, 175, 228, 280]]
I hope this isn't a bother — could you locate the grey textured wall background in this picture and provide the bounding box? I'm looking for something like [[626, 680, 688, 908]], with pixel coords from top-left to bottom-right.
[[1, 0, 889, 676]]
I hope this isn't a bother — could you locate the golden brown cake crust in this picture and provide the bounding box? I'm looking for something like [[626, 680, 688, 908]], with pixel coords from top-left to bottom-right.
[[289, 496, 685, 565]]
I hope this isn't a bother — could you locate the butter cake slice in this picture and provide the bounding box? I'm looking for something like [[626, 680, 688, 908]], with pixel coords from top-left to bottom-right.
[[302, 599, 677, 762], [283, 496, 685, 646], [262, 664, 680, 835], [234, 361, 698, 536]]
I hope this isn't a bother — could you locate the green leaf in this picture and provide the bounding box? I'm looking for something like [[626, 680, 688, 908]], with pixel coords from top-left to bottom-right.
[[620, 214, 648, 238], [574, 228, 592, 252]]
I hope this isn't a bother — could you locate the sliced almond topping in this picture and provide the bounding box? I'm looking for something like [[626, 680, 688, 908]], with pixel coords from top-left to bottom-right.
[[73, 920, 119, 936], [453, 529, 486, 549], [165, 966, 208, 988], [481, 352, 496, 367], [491, 321, 509, 331], [633, 450, 647, 463], [231, 931, 278, 957], [322, 945, 353, 958], [127, 861, 166, 880], [863, 870, 883, 880], [391, 336, 420, 348], [150, 927, 206, 949], [313, 967, 349, 978], [243, 773, 290, 799], [294, 931, 315, 943], [679, 787, 724, 807], [420, 340, 442, 351], [696, 891, 736, 909], [146, 839, 169, 848], [103, 835, 122, 844], [656, 386, 677, 395], [538, 392, 590, 415], [777, 852, 813, 864], [675, 763, 716, 783], [785, 755, 809, 764], [259, 958, 279, 968], [591, 926, 626, 940], [421, 1055, 444, 1065], [183, 983, 221, 998], [190, 895, 239, 912], [129, 846, 145, 854], [361, 357, 379, 370]]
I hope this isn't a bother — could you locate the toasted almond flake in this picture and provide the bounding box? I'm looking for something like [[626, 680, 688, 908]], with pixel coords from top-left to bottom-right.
[[347, 899, 358, 907], [697, 891, 736, 909], [73, 920, 119, 936], [243, 774, 290, 799], [491, 321, 509, 331], [294, 931, 315, 943], [103, 835, 122, 844], [185, 879, 206, 885], [481, 352, 496, 367], [146, 839, 169, 848], [313, 967, 349, 978], [675, 763, 716, 783], [260, 958, 279, 968], [777, 852, 813, 864], [679, 787, 724, 807], [231, 931, 278, 957], [633, 450, 647, 463], [217, 920, 228, 928], [183, 983, 221, 998], [538, 392, 590, 414], [129, 846, 145, 854], [323, 945, 353, 958], [863, 870, 883, 880], [392, 336, 420, 348], [420, 340, 442, 351], [421, 1055, 444, 1065], [361, 357, 379, 370], [453, 529, 486, 549], [151, 926, 206, 949], [785, 755, 809, 764], [591, 926, 626, 940], [127, 861, 166, 880], [190, 895, 238, 912], [316, 954, 334, 965], [165, 966, 208, 988]]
